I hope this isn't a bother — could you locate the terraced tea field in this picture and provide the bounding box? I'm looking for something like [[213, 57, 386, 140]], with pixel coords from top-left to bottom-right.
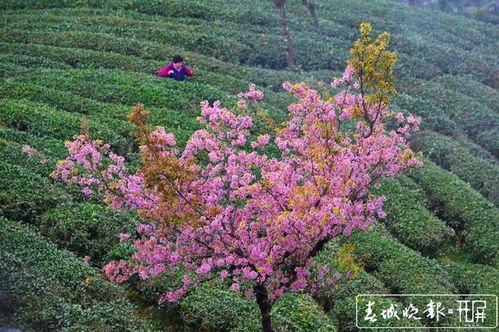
[[0, 0, 497, 330]]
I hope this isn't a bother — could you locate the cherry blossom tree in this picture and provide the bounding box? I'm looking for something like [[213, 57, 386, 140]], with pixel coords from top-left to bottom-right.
[[52, 24, 421, 332]]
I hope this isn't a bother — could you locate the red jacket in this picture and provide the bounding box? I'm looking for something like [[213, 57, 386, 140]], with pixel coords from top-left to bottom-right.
[[158, 62, 193, 81]]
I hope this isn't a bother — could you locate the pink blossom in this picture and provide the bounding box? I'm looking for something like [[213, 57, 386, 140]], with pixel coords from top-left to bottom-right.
[[282, 81, 292, 91], [197, 262, 212, 275], [230, 283, 240, 292], [160, 290, 182, 303], [295, 268, 310, 277], [237, 99, 248, 109], [251, 134, 270, 149], [317, 266, 329, 280], [243, 269, 258, 280], [82, 187, 93, 196], [238, 83, 264, 100], [244, 289, 254, 299], [331, 65, 354, 88], [137, 224, 153, 234], [22, 145, 36, 157], [291, 279, 307, 290], [118, 233, 131, 242]]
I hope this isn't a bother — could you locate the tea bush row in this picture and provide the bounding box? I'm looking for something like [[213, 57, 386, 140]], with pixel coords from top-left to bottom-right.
[[376, 176, 455, 254], [0, 218, 157, 331], [408, 160, 499, 266], [411, 131, 499, 206]]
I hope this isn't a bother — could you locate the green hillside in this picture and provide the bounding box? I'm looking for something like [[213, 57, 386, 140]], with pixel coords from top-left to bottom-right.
[[1, 0, 498, 331]]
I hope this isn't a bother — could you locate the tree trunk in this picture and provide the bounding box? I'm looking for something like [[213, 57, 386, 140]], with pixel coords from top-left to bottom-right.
[[254, 284, 273, 332], [439, 0, 449, 11], [301, 0, 322, 33], [274, 0, 297, 69]]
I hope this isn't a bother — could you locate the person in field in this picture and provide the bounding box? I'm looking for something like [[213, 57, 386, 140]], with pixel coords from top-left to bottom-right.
[[158, 55, 193, 81]]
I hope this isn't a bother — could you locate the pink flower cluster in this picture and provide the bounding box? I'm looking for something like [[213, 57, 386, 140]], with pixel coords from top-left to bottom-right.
[[52, 134, 159, 210], [237, 83, 264, 101], [54, 64, 422, 306], [251, 134, 270, 149], [331, 65, 355, 88], [22, 145, 37, 157]]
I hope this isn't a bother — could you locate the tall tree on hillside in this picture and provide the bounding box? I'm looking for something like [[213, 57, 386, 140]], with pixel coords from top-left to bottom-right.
[[439, 0, 452, 11], [272, 0, 322, 68], [273, 0, 297, 69], [301, 0, 322, 33]]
